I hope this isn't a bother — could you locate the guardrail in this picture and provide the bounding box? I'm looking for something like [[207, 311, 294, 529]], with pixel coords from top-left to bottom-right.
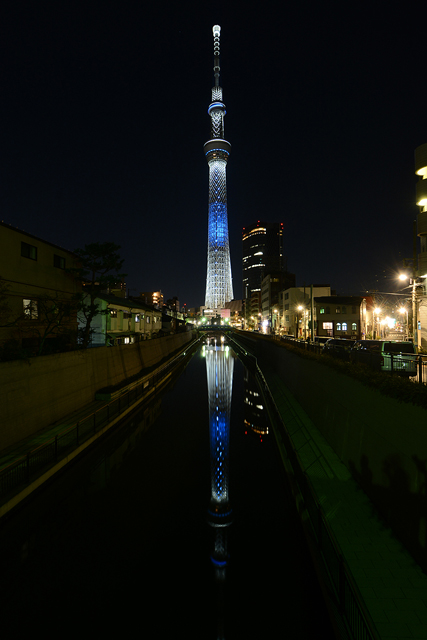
[[0, 337, 200, 505], [279, 335, 427, 383], [228, 334, 378, 640]]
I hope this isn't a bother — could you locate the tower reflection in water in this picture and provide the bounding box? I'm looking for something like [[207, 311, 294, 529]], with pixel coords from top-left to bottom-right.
[[203, 335, 270, 636], [203, 335, 233, 638]]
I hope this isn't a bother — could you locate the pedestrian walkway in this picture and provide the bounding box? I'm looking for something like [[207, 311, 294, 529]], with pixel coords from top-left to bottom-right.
[[0, 398, 105, 470], [264, 367, 427, 640], [0, 393, 140, 519]]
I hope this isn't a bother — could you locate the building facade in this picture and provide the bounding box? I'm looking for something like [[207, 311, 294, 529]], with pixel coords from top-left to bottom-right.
[[140, 290, 164, 308], [261, 271, 296, 332], [242, 221, 285, 299], [314, 296, 366, 340], [0, 222, 81, 355], [415, 143, 427, 350], [204, 25, 233, 311], [279, 285, 331, 337], [85, 294, 162, 346]]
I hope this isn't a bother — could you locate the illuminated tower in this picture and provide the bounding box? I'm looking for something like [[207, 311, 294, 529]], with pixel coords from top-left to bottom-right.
[[205, 340, 233, 524], [204, 338, 233, 638], [204, 25, 233, 310]]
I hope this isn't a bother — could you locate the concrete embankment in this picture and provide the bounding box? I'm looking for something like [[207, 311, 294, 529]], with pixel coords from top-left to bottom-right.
[[0, 331, 195, 453], [233, 331, 427, 575]]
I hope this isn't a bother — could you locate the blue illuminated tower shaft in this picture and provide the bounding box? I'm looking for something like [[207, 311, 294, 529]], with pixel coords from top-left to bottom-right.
[[205, 342, 234, 637], [204, 25, 233, 309], [205, 345, 233, 517]]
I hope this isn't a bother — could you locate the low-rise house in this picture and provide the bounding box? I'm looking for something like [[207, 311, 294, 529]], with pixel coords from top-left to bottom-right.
[[84, 294, 162, 346], [314, 296, 367, 340], [0, 221, 81, 356], [279, 285, 331, 337]]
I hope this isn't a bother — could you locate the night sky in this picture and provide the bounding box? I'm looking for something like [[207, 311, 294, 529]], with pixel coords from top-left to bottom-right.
[[1, 2, 425, 308]]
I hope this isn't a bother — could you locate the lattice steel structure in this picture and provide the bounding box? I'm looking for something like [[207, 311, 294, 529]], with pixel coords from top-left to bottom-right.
[[205, 341, 233, 525], [204, 25, 233, 309]]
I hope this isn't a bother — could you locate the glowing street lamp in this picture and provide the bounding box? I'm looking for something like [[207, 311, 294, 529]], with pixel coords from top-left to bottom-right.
[[398, 273, 417, 347], [297, 305, 304, 339], [374, 307, 381, 339], [399, 306, 409, 339]]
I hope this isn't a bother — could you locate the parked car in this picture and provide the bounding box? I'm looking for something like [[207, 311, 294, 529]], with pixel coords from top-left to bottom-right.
[[386, 330, 407, 342], [322, 338, 355, 360], [350, 340, 417, 376], [314, 336, 331, 346]]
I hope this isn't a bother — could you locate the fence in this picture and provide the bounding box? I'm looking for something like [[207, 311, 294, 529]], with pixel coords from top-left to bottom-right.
[[279, 335, 427, 383], [0, 337, 200, 504], [228, 334, 378, 640]]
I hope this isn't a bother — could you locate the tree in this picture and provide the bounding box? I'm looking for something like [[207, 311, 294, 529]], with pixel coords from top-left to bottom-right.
[[0, 278, 79, 359], [20, 294, 79, 356], [0, 278, 15, 327], [71, 242, 126, 348]]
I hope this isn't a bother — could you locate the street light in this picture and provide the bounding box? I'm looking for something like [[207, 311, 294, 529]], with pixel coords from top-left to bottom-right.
[[398, 273, 422, 349], [297, 305, 303, 339], [374, 307, 381, 339], [273, 308, 278, 334], [398, 307, 408, 339]]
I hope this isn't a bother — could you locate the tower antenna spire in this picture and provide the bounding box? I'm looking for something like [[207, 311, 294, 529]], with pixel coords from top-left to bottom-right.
[[213, 24, 221, 88]]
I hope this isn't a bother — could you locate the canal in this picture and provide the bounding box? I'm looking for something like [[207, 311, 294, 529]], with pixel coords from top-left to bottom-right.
[[0, 340, 334, 638]]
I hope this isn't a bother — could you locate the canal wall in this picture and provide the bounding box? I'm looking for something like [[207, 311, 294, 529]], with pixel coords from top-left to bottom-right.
[[233, 331, 427, 570], [0, 331, 195, 453]]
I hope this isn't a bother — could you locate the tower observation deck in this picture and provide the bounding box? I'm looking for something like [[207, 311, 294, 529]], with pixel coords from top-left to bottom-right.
[[204, 25, 233, 310]]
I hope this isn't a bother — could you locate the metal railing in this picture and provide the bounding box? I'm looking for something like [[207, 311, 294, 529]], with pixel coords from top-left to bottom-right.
[[279, 335, 427, 383], [0, 337, 200, 504], [228, 334, 378, 640]]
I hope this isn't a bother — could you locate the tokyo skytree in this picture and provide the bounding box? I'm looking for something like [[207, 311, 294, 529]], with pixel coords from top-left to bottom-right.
[[204, 25, 233, 310]]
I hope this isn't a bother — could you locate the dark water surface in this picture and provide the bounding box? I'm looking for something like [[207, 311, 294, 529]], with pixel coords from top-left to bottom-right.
[[0, 345, 333, 638]]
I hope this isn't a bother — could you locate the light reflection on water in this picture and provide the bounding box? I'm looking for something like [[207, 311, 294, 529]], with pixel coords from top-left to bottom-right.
[[0, 337, 332, 638]]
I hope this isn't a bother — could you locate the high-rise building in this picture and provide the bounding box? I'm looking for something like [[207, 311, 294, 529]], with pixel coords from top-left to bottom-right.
[[415, 143, 427, 275], [415, 143, 427, 349], [242, 221, 286, 298], [204, 25, 233, 310]]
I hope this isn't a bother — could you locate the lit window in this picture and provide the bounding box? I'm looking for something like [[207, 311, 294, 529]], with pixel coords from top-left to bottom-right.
[[336, 322, 342, 331], [322, 322, 333, 336], [335, 307, 341, 314], [320, 308, 325, 314], [23, 299, 38, 319], [110, 310, 117, 317], [146, 316, 151, 323], [352, 322, 357, 331], [135, 314, 140, 323], [342, 322, 348, 331]]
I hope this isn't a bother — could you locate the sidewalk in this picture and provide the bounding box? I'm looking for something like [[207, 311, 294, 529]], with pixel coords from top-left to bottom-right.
[[0, 337, 200, 515], [264, 367, 427, 640]]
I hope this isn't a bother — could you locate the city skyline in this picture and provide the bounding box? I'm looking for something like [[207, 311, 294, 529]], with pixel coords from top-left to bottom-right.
[[0, 4, 426, 308]]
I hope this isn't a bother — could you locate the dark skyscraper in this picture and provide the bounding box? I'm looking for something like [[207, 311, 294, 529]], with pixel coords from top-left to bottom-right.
[[242, 221, 285, 298]]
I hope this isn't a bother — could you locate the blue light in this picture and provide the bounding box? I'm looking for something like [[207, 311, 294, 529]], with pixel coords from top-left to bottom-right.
[[205, 148, 229, 157], [208, 102, 226, 115], [210, 556, 228, 567]]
